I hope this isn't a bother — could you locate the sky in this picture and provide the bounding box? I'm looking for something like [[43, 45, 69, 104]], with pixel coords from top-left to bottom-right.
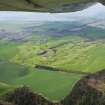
[[0, 3, 105, 21]]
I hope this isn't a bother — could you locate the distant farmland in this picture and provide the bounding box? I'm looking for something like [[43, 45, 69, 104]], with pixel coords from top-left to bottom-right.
[[0, 20, 105, 101]]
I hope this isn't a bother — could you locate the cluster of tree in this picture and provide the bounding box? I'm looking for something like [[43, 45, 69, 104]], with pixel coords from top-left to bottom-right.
[[0, 100, 14, 105]]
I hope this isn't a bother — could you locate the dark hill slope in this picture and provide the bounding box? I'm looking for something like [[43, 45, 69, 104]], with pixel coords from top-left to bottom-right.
[[61, 69, 105, 105], [0, 0, 104, 12], [0, 100, 14, 105], [3, 87, 60, 105], [2, 70, 105, 105]]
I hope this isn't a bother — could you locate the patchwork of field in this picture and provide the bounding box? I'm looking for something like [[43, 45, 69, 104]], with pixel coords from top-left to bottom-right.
[[0, 35, 83, 101], [11, 35, 105, 73], [0, 33, 105, 101], [0, 61, 81, 101], [0, 20, 105, 101]]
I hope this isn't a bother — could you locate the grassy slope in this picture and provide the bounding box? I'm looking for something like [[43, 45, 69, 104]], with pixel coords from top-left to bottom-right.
[[0, 82, 14, 96], [0, 0, 36, 11], [48, 40, 105, 72], [0, 42, 19, 60], [0, 61, 81, 101], [12, 35, 105, 73], [0, 37, 82, 100], [15, 69, 81, 101], [0, 33, 105, 100], [0, 61, 30, 83], [0, 0, 96, 12]]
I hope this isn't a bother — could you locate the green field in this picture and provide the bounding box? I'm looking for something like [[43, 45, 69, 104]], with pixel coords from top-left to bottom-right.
[[0, 61, 81, 101], [11, 35, 105, 73], [0, 31, 105, 101], [0, 38, 82, 101]]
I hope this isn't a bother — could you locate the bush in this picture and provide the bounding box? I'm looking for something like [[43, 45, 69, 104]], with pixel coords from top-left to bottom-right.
[[0, 100, 14, 105]]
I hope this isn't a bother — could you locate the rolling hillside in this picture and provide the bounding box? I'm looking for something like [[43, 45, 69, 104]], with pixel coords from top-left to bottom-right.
[[0, 61, 81, 101], [0, 23, 105, 100], [0, 3, 105, 104]]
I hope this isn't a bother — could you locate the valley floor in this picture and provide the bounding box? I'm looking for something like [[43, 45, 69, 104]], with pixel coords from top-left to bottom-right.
[[0, 34, 105, 101]]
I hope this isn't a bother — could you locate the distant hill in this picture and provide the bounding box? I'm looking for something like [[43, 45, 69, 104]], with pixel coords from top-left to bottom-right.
[[24, 21, 105, 40]]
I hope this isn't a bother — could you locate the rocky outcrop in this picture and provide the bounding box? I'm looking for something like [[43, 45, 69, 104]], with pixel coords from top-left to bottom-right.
[[61, 69, 105, 105], [0, 0, 104, 12]]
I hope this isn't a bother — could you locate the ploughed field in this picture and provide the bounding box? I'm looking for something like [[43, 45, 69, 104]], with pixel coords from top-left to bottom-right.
[[0, 21, 105, 101]]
